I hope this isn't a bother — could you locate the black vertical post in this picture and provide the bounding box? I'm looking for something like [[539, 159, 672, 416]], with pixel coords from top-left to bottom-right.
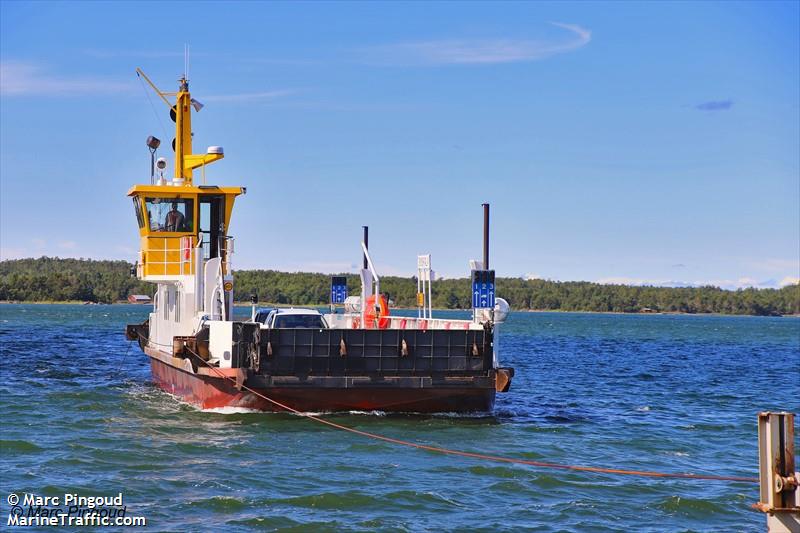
[[362, 226, 369, 269], [482, 203, 490, 270]]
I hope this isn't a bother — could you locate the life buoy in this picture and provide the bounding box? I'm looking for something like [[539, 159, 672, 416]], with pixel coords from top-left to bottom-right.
[[182, 236, 191, 260], [364, 294, 390, 329], [351, 317, 360, 329]]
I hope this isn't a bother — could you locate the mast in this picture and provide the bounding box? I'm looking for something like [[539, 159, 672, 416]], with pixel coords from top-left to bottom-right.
[[482, 203, 490, 270], [135, 67, 223, 186], [175, 78, 193, 184]]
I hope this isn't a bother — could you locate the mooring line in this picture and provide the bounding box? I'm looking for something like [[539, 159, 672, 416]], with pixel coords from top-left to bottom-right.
[[142, 339, 760, 485], [109, 341, 134, 380]]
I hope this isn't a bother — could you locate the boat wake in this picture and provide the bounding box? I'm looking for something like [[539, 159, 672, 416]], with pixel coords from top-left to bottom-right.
[[200, 406, 263, 414]]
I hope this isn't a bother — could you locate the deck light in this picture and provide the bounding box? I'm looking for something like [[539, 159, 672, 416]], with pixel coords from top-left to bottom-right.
[[190, 98, 204, 112], [147, 136, 161, 184]]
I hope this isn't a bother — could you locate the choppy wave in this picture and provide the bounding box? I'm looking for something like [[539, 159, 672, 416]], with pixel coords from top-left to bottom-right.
[[1, 439, 43, 453], [655, 495, 728, 517]]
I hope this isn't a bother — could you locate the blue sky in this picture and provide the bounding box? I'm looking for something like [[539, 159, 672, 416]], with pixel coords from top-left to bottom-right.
[[1, 1, 798, 289]]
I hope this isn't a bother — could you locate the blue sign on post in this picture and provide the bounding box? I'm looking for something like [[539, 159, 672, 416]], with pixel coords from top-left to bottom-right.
[[471, 270, 495, 309], [330, 276, 348, 304]]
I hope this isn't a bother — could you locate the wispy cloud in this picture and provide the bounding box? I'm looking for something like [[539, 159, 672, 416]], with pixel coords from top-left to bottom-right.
[[202, 90, 297, 103], [0, 61, 131, 96], [780, 276, 800, 287], [695, 100, 734, 111], [595, 276, 793, 290], [596, 277, 689, 288], [360, 22, 591, 66]]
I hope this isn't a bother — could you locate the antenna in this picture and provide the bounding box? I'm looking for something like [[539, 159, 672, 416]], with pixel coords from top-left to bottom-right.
[[184, 44, 190, 81]]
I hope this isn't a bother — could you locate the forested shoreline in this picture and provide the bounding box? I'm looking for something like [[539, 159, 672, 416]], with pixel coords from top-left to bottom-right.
[[1, 257, 798, 316]]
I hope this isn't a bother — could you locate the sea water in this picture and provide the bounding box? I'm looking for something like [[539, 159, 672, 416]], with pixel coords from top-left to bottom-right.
[[0, 304, 797, 531]]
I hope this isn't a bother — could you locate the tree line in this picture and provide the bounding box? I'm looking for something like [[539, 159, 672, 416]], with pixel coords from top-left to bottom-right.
[[1, 257, 798, 316]]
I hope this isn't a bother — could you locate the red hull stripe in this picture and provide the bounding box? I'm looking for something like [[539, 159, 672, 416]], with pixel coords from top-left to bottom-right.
[[149, 356, 495, 413]]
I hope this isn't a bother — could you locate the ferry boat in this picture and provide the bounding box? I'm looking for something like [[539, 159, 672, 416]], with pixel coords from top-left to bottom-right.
[[125, 70, 514, 413]]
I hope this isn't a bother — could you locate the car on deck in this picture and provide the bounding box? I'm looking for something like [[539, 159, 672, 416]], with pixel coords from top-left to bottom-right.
[[255, 308, 328, 329], [252, 308, 275, 325]]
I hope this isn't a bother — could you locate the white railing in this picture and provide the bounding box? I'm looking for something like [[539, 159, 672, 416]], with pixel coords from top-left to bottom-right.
[[325, 313, 484, 331], [220, 236, 234, 274], [199, 235, 234, 274]]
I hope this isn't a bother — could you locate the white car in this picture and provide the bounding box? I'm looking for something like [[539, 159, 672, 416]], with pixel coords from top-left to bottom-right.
[[256, 308, 328, 329]]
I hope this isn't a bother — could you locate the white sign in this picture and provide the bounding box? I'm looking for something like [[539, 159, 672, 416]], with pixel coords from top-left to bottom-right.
[[417, 254, 431, 269]]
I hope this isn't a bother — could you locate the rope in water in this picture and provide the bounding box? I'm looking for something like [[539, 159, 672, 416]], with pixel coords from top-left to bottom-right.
[[137, 333, 758, 484], [109, 341, 133, 379]]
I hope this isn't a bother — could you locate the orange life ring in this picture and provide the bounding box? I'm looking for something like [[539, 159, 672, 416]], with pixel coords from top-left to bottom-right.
[[364, 294, 390, 329]]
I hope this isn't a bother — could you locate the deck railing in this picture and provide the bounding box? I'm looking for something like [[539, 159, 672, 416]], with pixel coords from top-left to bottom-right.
[[138, 235, 234, 278]]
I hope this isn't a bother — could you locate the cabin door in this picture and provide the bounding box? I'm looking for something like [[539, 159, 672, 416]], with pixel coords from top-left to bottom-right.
[[198, 196, 225, 260]]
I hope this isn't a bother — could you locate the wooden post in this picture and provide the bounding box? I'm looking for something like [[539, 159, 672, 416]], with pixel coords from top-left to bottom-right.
[[755, 412, 800, 532]]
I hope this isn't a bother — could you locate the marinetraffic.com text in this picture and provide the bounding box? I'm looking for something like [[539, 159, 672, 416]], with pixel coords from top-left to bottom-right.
[[6, 492, 146, 528]]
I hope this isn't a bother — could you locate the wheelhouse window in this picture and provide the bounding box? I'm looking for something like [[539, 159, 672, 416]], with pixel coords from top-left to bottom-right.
[[145, 198, 194, 233], [132, 197, 145, 229]]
